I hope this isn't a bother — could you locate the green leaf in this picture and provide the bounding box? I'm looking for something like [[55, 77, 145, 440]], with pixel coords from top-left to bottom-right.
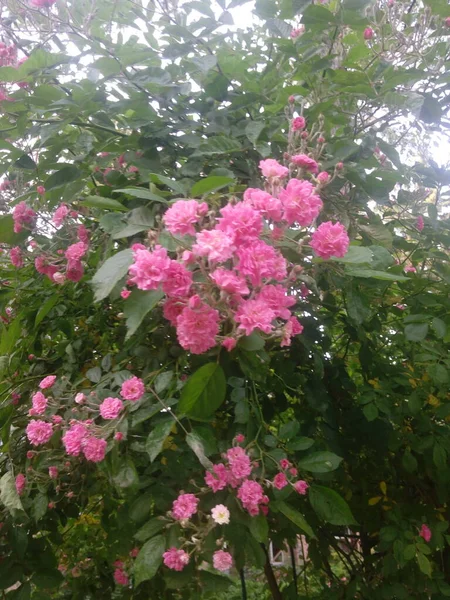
[[133, 535, 165, 586], [191, 176, 234, 197], [276, 501, 315, 538], [124, 289, 164, 340], [32, 493, 48, 521], [186, 431, 213, 469], [0, 215, 28, 245], [279, 421, 300, 440], [235, 400, 250, 424], [404, 544, 416, 561], [301, 4, 336, 24], [112, 206, 154, 239], [178, 363, 226, 420], [197, 136, 241, 155], [432, 317, 447, 339], [363, 403, 378, 422], [332, 246, 373, 264], [417, 552, 432, 577], [32, 569, 64, 590], [245, 121, 265, 145], [0, 472, 24, 517], [405, 323, 429, 342], [14, 154, 37, 170], [134, 518, 166, 542], [249, 514, 269, 543], [191, 54, 217, 74], [112, 457, 139, 489], [239, 332, 265, 351], [80, 196, 127, 211], [45, 165, 81, 190], [151, 174, 186, 196], [91, 249, 133, 302], [154, 371, 173, 394], [346, 286, 371, 325], [86, 367, 102, 383], [35, 295, 59, 327], [402, 451, 418, 473], [297, 451, 343, 473], [286, 437, 314, 451], [146, 418, 174, 463], [428, 364, 449, 384], [309, 485, 357, 526], [114, 187, 167, 203], [346, 268, 408, 281]]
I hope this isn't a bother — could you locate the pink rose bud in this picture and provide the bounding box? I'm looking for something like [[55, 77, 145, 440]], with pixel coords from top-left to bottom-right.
[[26, 451, 34, 459], [28, 354, 35, 360], [317, 136, 326, 143], [37, 186, 45, 195], [29, 240, 37, 248], [288, 95, 295, 104], [53, 272, 65, 284], [336, 162, 344, 170], [75, 393, 86, 404], [317, 171, 330, 183], [290, 25, 305, 39], [364, 27, 374, 40], [69, 211, 79, 218], [48, 502, 55, 509], [445, 17, 450, 27], [292, 116, 306, 131], [301, 131, 308, 139], [114, 432, 124, 441], [120, 289, 131, 299], [234, 433, 245, 444]]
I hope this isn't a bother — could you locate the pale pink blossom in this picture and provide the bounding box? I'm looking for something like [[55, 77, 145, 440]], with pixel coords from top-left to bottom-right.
[[65, 242, 88, 261], [172, 493, 199, 520], [235, 298, 275, 336], [30, 391, 47, 415], [62, 423, 88, 456], [26, 419, 53, 446], [120, 376, 145, 401], [259, 159, 289, 179], [163, 548, 190, 571], [310, 221, 349, 259], [99, 397, 124, 419], [39, 375, 56, 389], [52, 415, 63, 425], [162, 261, 192, 297], [15, 474, 26, 496], [12, 201, 36, 233], [211, 504, 230, 524], [176, 298, 219, 354], [294, 480, 309, 495], [192, 228, 235, 263], [49, 466, 58, 479], [257, 285, 296, 320], [10, 247, 23, 268], [273, 472, 288, 490], [37, 185, 46, 195], [237, 480, 266, 516], [129, 547, 140, 558], [53, 204, 70, 227], [243, 188, 283, 221], [280, 179, 323, 226], [210, 268, 250, 295], [236, 240, 287, 287], [281, 316, 304, 347], [404, 265, 417, 273], [128, 246, 171, 290], [217, 203, 263, 245], [292, 117, 306, 131], [163, 297, 188, 326], [291, 154, 319, 173], [53, 272, 65, 284], [419, 524, 431, 543], [77, 225, 90, 244], [290, 26, 305, 39], [317, 171, 330, 183], [416, 215, 424, 232], [213, 550, 233, 571], [83, 436, 107, 462], [75, 393, 86, 404], [163, 199, 208, 236], [290, 467, 298, 477]]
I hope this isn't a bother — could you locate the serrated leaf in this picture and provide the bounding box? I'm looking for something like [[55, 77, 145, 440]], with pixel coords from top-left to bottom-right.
[[186, 431, 213, 469], [417, 552, 432, 576], [191, 176, 234, 197], [134, 518, 166, 542], [309, 485, 357, 526], [115, 187, 167, 202], [133, 535, 165, 586], [346, 268, 408, 281], [405, 323, 429, 342], [178, 363, 226, 420], [45, 165, 81, 190], [276, 501, 315, 538], [245, 121, 265, 145], [124, 289, 164, 339], [0, 472, 24, 516], [80, 196, 127, 211], [146, 419, 174, 462], [91, 249, 133, 302], [249, 514, 269, 543], [297, 451, 343, 473], [197, 136, 241, 155]]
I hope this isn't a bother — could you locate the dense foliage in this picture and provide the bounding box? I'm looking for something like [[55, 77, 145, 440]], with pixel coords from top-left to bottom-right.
[[0, 0, 450, 598]]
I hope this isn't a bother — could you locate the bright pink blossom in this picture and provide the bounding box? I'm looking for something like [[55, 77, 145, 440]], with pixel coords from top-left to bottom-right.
[[205, 463, 229, 492], [62, 423, 88, 456], [114, 569, 129, 586], [210, 268, 250, 295], [420, 524, 431, 543], [163, 199, 208, 236], [416, 215, 424, 231], [10, 247, 23, 268], [235, 434, 245, 444], [290, 467, 298, 477], [217, 203, 263, 245], [222, 337, 237, 352], [281, 316, 304, 347], [237, 480, 266, 516], [115, 432, 124, 441], [235, 298, 275, 336], [163, 297, 188, 326], [30, 391, 47, 415], [53, 204, 70, 227], [176, 298, 219, 354], [37, 185, 46, 195], [77, 225, 90, 244], [317, 171, 330, 183], [280, 179, 323, 226], [259, 159, 289, 179], [39, 375, 56, 389], [226, 447, 252, 480], [291, 154, 319, 173], [280, 459, 291, 470], [162, 261, 192, 297], [12, 202, 36, 233], [257, 285, 296, 320], [99, 397, 124, 419], [292, 117, 306, 131], [15, 474, 26, 496], [243, 188, 283, 221], [83, 436, 107, 462], [172, 493, 199, 520], [236, 240, 287, 287], [364, 27, 374, 40], [66, 260, 84, 282], [128, 246, 171, 290], [52, 415, 63, 425], [26, 419, 53, 446], [120, 289, 131, 299], [192, 228, 235, 263], [273, 472, 288, 490], [163, 547, 190, 571], [213, 550, 233, 572], [294, 480, 309, 495], [310, 221, 349, 259], [120, 376, 145, 401], [49, 466, 58, 479], [65, 242, 87, 261]]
